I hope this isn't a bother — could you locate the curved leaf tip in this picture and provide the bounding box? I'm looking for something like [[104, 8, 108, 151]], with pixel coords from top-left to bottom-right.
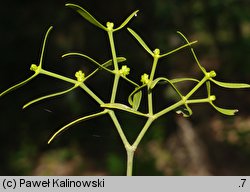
[[0, 74, 38, 97], [211, 79, 250, 89], [177, 31, 206, 74], [48, 110, 107, 144], [39, 26, 53, 67], [127, 28, 154, 56], [114, 10, 139, 31], [175, 105, 192, 117], [65, 3, 106, 31], [210, 102, 238, 116], [23, 85, 78, 109]]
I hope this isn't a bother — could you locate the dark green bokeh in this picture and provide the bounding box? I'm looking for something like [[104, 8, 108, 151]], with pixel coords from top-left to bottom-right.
[[0, 0, 249, 175]]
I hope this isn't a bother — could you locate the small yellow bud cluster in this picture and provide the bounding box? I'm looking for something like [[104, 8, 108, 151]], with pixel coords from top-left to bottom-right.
[[106, 22, 114, 30], [119, 65, 130, 76], [30, 64, 38, 72], [206, 70, 216, 78], [153, 48, 160, 55], [75, 70, 85, 82], [140, 73, 150, 84], [209, 95, 216, 101]]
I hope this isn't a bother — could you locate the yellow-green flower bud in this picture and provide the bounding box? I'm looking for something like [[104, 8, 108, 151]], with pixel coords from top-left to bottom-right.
[[153, 48, 160, 56], [106, 22, 114, 30], [119, 65, 130, 76], [209, 95, 216, 101], [75, 70, 85, 82], [209, 70, 216, 78], [141, 73, 150, 84], [206, 70, 216, 78], [30, 64, 38, 72]]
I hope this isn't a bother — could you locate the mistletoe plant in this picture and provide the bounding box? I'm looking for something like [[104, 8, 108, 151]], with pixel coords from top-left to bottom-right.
[[1, 3, 250, 176]]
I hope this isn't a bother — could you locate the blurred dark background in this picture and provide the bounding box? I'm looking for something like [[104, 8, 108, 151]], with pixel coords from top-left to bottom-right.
[[0, 0, 249, 175]]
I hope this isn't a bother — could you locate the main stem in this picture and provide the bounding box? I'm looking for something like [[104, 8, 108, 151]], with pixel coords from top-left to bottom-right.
[[126, 147, 135, 176], [109, 111, 134, 176], [148, 56, 159, 115], [126, 117, 154, 176], [107, 29, 137, 176], [132, 117, 154, 149], [107, 30, 120, 103]]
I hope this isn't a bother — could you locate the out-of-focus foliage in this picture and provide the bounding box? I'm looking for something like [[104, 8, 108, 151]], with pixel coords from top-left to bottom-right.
[[0, 0, 249, 175]]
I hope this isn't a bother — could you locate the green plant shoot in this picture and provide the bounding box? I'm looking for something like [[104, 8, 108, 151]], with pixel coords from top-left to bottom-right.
[[1, 3, 250, 176]]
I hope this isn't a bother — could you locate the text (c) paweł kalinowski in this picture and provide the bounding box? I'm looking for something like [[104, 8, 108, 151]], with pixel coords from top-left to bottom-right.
[[19, 178, 105, 188]]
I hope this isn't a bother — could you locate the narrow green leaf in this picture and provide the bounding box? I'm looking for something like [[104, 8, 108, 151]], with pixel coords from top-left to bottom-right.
[[23, 85, 78, 109], [210, 102, 238, 116], [0, 74, 38, 97], [101, 103, 148, 117], [63, 53, 126, 82], [0, 27, 53, 97], [170, 78, 200, 84], [150, 77, 168, 89], [159, 40, 198, 58], [85, 57, 127, 81], [116, 57, 127, 63], [84, 68, 101, 82], [177, 31, 206, 74], [150, 77, 162, 89], [62, 52, 114, 74], [127, 28, 154, 56], [66, 3, 106, 31], [102, 57, 127, 68], [151, 77, 183, 98], [39, 26, 53, 67], [128, 85, 147, 106], [102, 103, 131, 110], [114, 10, 139, 32], [48, 110, 108, 144], [211, 79, 250, 89], [132, 91, 142, 111]]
